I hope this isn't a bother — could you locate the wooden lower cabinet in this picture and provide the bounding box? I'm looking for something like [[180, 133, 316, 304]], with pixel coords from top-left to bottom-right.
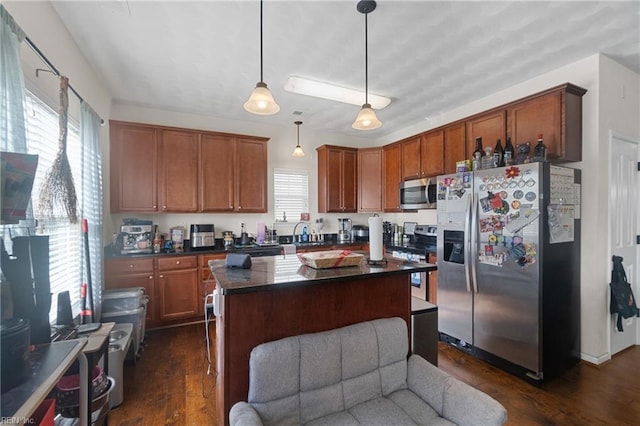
[[105, 255, 201, 327], [156, 256, 199, 321]]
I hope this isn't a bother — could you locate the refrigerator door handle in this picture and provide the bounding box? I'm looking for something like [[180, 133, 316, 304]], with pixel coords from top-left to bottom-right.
[[469, 193, 479, 293], [464, 192, 472, 293]]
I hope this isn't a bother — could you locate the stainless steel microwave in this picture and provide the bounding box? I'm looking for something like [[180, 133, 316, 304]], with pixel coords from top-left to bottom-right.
[[400, 178, 437, 209]]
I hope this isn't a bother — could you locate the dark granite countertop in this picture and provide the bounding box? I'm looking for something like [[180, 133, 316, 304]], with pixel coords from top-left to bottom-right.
[[209, 252, 437, 295], [104, 239, 367, 259]]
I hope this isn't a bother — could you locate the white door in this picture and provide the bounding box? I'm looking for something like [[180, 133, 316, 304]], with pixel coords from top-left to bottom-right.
[[609, 131, 640, 354]]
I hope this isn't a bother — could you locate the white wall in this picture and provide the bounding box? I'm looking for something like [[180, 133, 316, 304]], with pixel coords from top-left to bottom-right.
[[6, 1, 639, 363]]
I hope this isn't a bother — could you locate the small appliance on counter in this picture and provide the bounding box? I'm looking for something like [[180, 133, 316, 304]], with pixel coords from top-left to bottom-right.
[[189, 224, 215, 249], [119, 223, 153, 255], [352, 225, 369, 241], [337, 218, 352, 243]]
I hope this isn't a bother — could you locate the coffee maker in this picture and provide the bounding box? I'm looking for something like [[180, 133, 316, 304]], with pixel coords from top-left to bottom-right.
[[337, 218, 352, 243]]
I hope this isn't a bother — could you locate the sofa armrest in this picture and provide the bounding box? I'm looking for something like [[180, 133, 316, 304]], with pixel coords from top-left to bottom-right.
[[407, 354, 507, 426], [229, 401, 264, 426]]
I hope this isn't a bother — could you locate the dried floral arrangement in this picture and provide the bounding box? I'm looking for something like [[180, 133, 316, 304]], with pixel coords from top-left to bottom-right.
[[38, 76, 78, 223]]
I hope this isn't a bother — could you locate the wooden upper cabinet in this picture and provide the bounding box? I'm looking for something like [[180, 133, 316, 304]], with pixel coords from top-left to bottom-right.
[[110, 121, 268, 213], [317, 145, 358, 213], [236, 138, 268, 213], [357, 147, 383, 213], [110, 121, 159, 212], [508, 83, 587, 163], [443, 123, 466, 174], [383, 143, 402, 212], [200, 134, 235, 212], [160, 130, 199, 212], [421, 130, 444, 177], [401, 137, 421, 180], [466, 110, 506, 160]]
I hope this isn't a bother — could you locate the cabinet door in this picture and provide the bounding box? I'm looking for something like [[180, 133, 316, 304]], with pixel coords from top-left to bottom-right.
[[402, 137, 421, 180], [509, 92, 563, 160], [341, 149, 358, 212], [200, 134, 235, 212], [420, 131, 444, 177], [444, 123, 466, 174], [157, 268, 199, 321], [383, 143, 402, 212], [466, 110, 506, 159], [110, 122, 158, 212], [358, 148, 383, 212], [160, 130, 199, 212], [236, 138, 268, 213]]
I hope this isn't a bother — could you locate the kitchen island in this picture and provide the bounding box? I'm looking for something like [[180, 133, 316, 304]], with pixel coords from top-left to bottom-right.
[[209, 253, 436, 426]]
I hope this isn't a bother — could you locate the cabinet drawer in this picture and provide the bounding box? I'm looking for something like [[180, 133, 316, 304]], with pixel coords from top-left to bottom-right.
[[106, 257, 154, 274], [156, 255, 198, 271]]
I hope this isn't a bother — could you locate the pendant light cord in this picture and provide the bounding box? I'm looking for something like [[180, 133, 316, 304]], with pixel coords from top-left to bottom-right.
[[260, 0, 264, 83], [364, 12, 369, 105]]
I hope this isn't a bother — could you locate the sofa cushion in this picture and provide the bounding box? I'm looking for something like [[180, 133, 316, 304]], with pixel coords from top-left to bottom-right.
[[348, 396, 418, 425], [387, 389, 454, 425]]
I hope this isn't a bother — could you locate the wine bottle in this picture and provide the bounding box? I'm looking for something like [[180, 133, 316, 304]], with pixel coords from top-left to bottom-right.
[[534, 133, 546, 162], [504, 137, 515, 165], [493, 138, 504, 167], [471, 137, 484, 170]]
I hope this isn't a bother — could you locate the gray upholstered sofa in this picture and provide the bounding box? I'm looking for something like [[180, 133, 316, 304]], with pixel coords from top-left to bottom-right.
[[229, 317, 507, 426]]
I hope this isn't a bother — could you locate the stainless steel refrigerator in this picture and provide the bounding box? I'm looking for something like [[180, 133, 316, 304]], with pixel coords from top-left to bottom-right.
[[436, 162, 581, 383]]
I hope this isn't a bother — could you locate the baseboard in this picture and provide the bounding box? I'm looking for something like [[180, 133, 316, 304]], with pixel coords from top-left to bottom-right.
[[580, 351, 611, 366]]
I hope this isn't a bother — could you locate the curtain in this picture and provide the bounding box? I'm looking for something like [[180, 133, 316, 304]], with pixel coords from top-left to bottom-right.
[[0, 5, 27, 153], [80, 101, 103, 320]]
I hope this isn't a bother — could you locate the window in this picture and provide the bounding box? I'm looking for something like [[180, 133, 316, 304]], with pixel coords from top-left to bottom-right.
[[273, 168, 308, 223], [23, 90, 82, 323]]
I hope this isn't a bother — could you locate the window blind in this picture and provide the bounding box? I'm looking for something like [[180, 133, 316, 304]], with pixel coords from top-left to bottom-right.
[[24, 90, 83, 323], [273, 168, 308, 223]]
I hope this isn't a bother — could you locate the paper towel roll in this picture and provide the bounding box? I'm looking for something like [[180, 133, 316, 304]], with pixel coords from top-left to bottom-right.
[[368, 216, 384, 261]]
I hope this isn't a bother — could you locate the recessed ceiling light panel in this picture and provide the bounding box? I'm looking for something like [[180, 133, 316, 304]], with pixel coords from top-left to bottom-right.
[[284, 76, 391, 110]]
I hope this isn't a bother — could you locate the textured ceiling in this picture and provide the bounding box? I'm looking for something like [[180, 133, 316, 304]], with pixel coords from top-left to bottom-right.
[[51, 1, 640, 138]]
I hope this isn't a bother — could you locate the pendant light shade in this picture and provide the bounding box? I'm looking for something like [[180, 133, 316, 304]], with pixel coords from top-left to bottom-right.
[[353, 103, 382, 130], [352, 0, 381, 130], [244, 0, 280, 115], [292, 121, 305, 157], [244, 82, 280, 115]]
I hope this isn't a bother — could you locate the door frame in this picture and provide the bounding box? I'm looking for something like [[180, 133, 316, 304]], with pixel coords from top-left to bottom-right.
[[607, 129, 640, 353]]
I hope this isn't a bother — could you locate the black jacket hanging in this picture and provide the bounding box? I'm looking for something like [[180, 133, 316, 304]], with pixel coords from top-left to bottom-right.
[[609, 255, 640, 332]]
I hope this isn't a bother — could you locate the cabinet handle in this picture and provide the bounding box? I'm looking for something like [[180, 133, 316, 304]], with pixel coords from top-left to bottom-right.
[[238, 205, 242, 210], [149, 275, 153, 280], [128, 264, 134, 269], [163, 205, 167, 210], [153, 205, 157, 209], [176, 260, 181, 265], [159, 274, 164, 278]]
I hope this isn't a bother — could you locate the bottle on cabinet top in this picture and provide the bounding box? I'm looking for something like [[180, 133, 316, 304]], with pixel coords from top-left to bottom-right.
[[481, 146, 494, 169], [504, 137, 515, 166], [493, 138, 504, 168], [533, 133, 547, 162]]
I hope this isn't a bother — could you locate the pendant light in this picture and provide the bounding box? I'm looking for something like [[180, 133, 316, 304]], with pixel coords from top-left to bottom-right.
[[292, 121, 305, 157], [244, 0, 280, 115], [352, 0, 381, 130]]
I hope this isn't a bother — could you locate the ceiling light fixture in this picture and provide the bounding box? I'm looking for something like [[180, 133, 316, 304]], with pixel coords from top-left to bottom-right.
[[284, 76, 391, 110], [244, 0, 280, 115], [352, 0, 382, 131], [292, 121, 305, 157]]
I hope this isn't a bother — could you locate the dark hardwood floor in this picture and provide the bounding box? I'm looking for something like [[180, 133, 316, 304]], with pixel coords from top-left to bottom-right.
[[107, 322, 640, 425]]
